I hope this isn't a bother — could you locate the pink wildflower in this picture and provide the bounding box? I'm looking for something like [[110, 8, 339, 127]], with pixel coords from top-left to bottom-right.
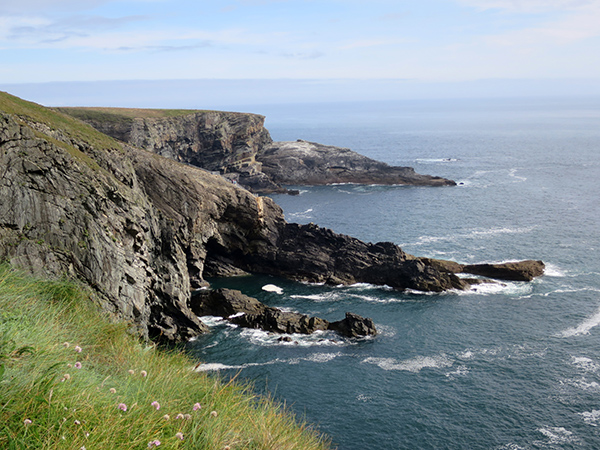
[[210, 410, 218, 418], [74, 362, 82, 369], [63, 342, 70, 348], [151, 401, 160, 410], [147, 440, 161, 448], [118, 403, 127, 412], [175, 413, 185, 420], [23, 419, 32, 425], [162, 414, 170, 420], [192, 402, 202, 411], [175, 432, 184, 440], [74, 345, 82, 353], [109, 388, 117, 394], [128, 369, 135, 375], [140, 370, 147, 377], [184, 414, 191, 420]]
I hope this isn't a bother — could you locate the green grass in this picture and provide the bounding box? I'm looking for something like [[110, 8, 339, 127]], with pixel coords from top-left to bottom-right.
[[55, 107, 211, 121], [0, 92, 121, 152], [0, 264, 331, 450]]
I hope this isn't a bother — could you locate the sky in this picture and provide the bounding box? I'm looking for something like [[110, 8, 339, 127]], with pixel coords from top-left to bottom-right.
[[1, 0, 600, 107]]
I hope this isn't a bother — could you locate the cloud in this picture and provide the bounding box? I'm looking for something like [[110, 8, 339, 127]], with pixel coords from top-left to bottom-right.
[[279, 50, 324, 59], [456, 0, 599, 13], [481, 2, 600, 45], [5, 15, 148, 45], [0, 0, 114, 14]]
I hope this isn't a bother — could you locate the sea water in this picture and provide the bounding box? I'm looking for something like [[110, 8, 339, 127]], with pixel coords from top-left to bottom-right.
[[187, 97, 600, 449]]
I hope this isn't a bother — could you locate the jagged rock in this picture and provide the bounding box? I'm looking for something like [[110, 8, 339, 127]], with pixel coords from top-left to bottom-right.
[[194, 288, 375, 337], [329, 312, 378, 338], [58, 108, 455, 192], [189, 288, 267, 318], [419, 258, 545, 282], [258, 140, 456, 187], [461, 260, 545, 282], [231, 308, 331, 335]]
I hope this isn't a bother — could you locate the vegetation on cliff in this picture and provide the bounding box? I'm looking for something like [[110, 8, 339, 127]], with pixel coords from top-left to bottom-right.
[[0, 264, 330, 449]]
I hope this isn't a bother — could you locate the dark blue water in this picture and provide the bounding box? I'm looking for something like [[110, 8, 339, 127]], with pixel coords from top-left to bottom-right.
[[188, 98, 600, 449]]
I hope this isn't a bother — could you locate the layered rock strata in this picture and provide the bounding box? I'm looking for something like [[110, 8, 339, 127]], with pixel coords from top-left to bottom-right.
[[58, 108, 456, 192], [258, 140, 456, 186], [0, 94, 544, 344]]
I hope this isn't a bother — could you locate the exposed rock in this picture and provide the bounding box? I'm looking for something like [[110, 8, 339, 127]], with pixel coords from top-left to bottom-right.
[[191, 288, 375, 337], [190, 288, 267, 318], [258, 140, 456, 187], [461, 260, 545, 282], [419, 258, 545, 282], [58, 108, 455, 192], [329, 313, 378, 338]]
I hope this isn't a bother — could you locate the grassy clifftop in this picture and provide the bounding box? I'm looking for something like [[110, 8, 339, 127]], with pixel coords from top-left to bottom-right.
[[0, 264, 330, 449]]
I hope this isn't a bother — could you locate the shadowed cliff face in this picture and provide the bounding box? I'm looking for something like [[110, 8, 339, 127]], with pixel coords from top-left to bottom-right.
[[0, 94, 543, 343]]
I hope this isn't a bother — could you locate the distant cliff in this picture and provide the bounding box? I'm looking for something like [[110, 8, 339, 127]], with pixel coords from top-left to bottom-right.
[[1, 93, 543, 343], [58, 107, 456, 192]]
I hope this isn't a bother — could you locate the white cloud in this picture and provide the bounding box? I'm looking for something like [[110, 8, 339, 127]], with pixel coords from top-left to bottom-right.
[[457, 0, 599, 13]]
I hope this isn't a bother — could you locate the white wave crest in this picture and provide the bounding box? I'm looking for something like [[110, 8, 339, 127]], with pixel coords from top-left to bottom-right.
[[580, 410, 600, 427], [559, 307, 600, 337], [362, 354, 453, 373], [239, 328, 349, 347], [262, 284, 283, 294], [194, 352, 343, 372]]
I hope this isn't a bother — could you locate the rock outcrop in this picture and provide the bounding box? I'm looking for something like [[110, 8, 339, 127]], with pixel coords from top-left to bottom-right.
[[0, 93, 543, 343], [258, 140, 456, 187], [58, 108, 455, 192], [190, 288, 376, 337], [419, 258, 545, 282]]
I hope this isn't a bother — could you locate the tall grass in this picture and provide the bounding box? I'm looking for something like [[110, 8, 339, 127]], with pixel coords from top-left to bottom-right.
[[0, 264, 331, 449]]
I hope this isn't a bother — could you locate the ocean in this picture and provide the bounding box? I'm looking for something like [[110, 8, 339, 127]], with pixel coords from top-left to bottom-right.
[[187, 97, 600, 449]]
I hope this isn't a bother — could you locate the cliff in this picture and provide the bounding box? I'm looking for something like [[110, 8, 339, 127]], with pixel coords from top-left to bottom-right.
[[57, 107, 456, 192], [1, 93, 543, 343]]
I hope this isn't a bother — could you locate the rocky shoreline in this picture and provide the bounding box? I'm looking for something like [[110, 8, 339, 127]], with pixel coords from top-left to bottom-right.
[[57, 107, 456, 193], [0, 93, 545, 343]]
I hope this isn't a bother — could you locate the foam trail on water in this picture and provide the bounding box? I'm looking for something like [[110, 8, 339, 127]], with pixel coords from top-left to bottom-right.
[[362, 354, 453, 373], [559, 306, 600, 337]]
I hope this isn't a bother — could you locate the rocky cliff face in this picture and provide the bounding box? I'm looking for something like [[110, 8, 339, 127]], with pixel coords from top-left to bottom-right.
[[1, 93, 543, 343], [59, 107, 456, 192]]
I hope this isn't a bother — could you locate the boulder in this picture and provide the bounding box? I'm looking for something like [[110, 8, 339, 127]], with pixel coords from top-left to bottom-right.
[[461, 260, 545, 282], [189, 288, 266, 318], [328, 312, 378, 338]]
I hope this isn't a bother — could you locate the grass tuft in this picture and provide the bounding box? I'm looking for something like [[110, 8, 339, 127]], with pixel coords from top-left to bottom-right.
[[0, 263, 331, 449]]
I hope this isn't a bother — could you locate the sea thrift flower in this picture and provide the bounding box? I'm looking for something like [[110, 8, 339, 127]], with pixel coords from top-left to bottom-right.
[[118, 403, 127, 412], [147, 440, 161, 448], [175, 413, 185, 420], [175, 432, 184, 440], [192, 402, 202, 411], [74, 420, 81, 425], [184, 414, 191, 420], [128, 369, 135, 375], [140, 370, 147, 377], [74, 362, 82, 369], [151, 401, 160, 410], [109, 388, 117, 394], [61, 374, 71, 382], [63, 342, 70, 348], [210, 410, 218, 418], [23, 419, 32, 425], [162, 414, 170, 421], [74, 346, 82, 353]]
